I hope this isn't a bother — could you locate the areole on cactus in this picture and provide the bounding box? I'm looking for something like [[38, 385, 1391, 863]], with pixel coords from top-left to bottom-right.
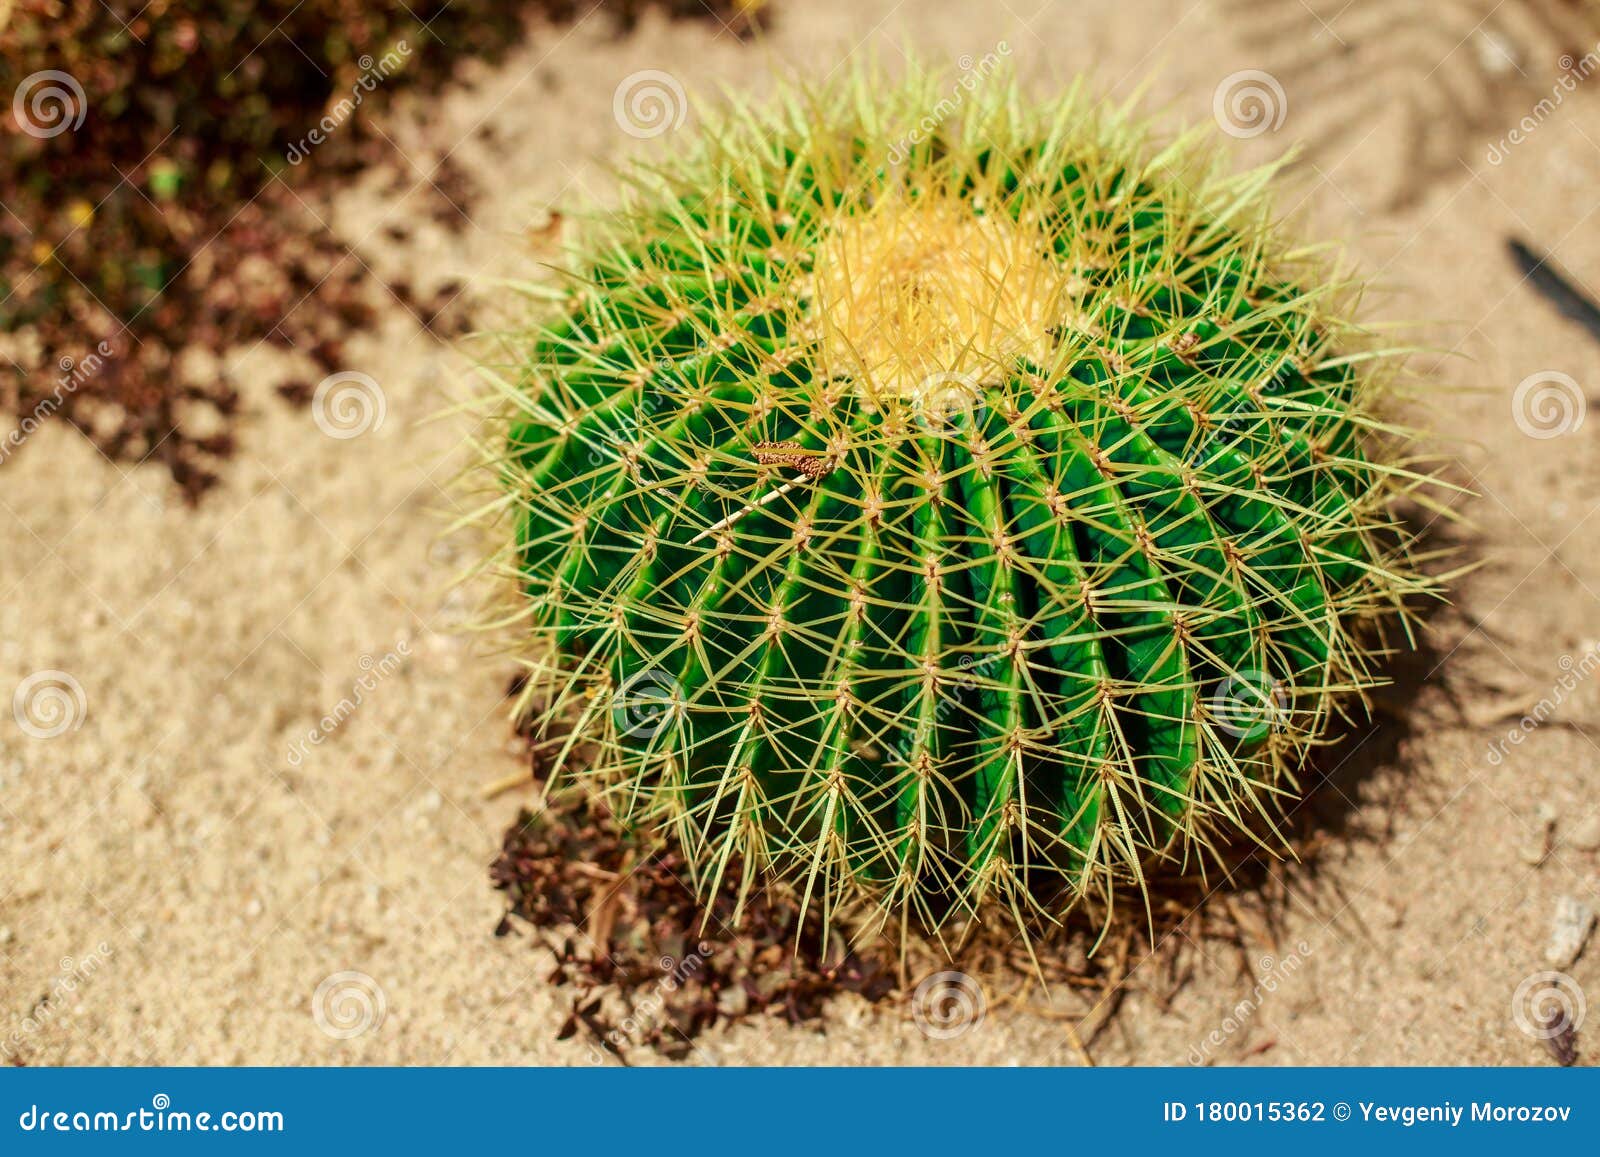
[[475, 66, 1439, 937]]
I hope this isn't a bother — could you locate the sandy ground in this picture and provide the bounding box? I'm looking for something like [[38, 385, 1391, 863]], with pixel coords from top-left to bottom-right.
[[4, 0, 1600, 1065]]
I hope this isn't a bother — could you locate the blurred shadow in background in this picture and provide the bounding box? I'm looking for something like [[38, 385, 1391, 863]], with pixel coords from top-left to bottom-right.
[[1220, 0, 1600, 206]]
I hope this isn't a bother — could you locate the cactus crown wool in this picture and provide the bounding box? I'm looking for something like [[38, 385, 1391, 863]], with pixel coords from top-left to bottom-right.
[[476, 68, 1438, 937]]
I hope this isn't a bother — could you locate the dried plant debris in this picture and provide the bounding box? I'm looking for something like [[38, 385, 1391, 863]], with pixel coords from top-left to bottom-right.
[[1521, 971, 1585, 1067], [1509, 239, 1600, 348], [488, 777, 1357, 1064], [0, 0, 767, 499], [491, 795, 897, 1063], [1543, 1021, 1580, 1068], [1220, 0, 1600, 207]]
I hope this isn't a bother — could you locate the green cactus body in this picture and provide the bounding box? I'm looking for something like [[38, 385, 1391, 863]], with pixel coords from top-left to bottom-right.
[[486, 71, 1428, 929]]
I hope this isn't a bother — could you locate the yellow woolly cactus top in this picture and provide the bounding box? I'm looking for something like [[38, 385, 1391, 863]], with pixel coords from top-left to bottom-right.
[[810, 192, 1070, 406]]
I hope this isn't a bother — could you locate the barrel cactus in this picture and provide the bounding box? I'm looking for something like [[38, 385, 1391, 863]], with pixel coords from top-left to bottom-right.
[[479, 68, 1434, 934]]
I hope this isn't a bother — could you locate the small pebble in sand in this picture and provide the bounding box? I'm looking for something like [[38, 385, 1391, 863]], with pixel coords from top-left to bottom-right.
[[1519, 804, 1559, 866], [1369, 897, 1406, 929], [1546, 896, 1597, 969], [716, 986, 749, 1018], [1566, 813, 1600, 853], [1473, 30, 1521, 77]]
